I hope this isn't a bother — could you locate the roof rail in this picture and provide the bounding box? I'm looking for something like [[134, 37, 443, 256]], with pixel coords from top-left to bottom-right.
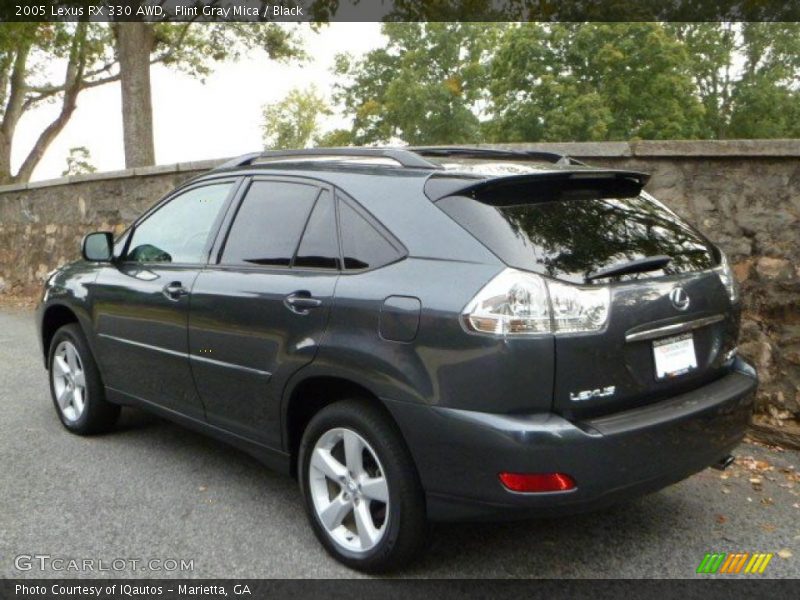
[[213, 148, 443, 172], [410, 146, 585, 166]]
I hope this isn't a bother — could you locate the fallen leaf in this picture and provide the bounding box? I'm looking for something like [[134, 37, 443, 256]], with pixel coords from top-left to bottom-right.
[[721, 488, 731, 494], [715, 514, 727, 524], [760, 523, 776, 532], [761, 497, 774, 506], [778, 549, 792, 559]]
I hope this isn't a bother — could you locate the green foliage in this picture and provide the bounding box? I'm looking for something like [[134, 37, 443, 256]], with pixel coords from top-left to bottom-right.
[[315, 128, 354, 148], [673, 23, 800, 138], [150, 22, 304, 82], [332, 22, 800, 144], [489, 23, 705, 142], [333, 23, 505, 145], [61, 146, 96, 177], [262, 86, 331, 150]]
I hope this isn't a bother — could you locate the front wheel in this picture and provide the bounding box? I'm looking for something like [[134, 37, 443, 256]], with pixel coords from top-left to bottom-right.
[[48, 323, 120, 435], [298, 399, 428, 573]]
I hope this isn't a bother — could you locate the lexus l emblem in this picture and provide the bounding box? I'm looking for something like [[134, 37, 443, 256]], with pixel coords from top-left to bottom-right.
[[669, 287, 691, 311]]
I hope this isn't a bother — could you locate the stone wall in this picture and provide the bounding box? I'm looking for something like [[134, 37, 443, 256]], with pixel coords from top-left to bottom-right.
[[1, 141, 798, 427], [0, 160, 215, 293]]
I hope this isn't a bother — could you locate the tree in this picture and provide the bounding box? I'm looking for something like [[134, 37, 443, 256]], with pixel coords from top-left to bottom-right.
[[332, 23, 504, 145], [0, 21, 303, 184], [488, 23, 706, 142], [671, 23, 800, 139], [262, 86, 331, 149], [62, 146, 96, 177], [314, 128, 354, 148], [113, 19, 304, 168], [116, 22, 156, 168], [0, 23, 114, 185]]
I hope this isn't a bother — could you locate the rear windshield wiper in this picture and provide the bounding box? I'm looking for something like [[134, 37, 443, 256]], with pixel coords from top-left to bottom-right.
[[585, 255, 672, 281]]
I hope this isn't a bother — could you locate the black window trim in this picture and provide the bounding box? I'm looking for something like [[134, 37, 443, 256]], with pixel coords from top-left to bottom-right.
[[119, 176, 244, 268], [290, 188, 339, 271]]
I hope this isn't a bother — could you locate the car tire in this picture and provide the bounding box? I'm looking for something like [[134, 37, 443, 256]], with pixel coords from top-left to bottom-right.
[[298, 398, 428, 573], [48, 323, 120, 435]]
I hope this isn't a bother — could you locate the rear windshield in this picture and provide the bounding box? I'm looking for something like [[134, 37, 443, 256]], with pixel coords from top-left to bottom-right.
[[437, 193, 717, 284]]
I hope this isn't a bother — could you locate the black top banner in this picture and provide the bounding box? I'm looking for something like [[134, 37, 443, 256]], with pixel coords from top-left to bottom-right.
[[2, 0, 800, 23]]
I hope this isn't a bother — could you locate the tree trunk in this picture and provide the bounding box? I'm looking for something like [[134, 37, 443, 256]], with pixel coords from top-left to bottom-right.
[[116, 23, 155, 168], [0, 131, 11, 185]]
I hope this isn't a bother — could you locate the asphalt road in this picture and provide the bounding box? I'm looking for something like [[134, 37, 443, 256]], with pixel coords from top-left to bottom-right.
[[1, 307, 798, 579]]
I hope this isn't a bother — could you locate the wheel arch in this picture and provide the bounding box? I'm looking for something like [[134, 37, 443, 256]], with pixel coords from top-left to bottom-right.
[[282, 373, 408, 479], [40, 303, 81, 367]]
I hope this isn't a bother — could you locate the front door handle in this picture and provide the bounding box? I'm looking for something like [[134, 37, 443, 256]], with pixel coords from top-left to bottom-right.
[[162, 281, 189, 300], [284, 291, 323, 314]]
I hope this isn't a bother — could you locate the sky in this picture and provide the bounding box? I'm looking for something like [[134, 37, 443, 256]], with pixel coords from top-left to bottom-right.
[[12, 23, 386, 182]]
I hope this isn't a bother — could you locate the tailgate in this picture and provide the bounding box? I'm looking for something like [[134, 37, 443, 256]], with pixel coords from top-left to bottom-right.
[[554, 271, 739, 420], [433, 167, 739, 418]]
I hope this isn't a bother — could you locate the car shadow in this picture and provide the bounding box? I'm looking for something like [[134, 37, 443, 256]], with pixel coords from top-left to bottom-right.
[[114, 407, 160, 432], [408, 492, 690, 577], [98, 406, 694, 577]]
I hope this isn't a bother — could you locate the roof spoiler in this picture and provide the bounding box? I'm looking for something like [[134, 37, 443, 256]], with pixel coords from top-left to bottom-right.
[[427, 169, 651, 204]]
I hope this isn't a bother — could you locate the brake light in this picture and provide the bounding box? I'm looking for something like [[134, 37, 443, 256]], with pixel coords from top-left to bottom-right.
[[499, 472, 577, 493], [462, 268, 609, 336], [715, 251, 740, 303]]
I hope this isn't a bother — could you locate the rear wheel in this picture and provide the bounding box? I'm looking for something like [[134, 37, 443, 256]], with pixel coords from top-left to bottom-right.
[[299, 399, 427, 572], [48, 324, 120, 435]]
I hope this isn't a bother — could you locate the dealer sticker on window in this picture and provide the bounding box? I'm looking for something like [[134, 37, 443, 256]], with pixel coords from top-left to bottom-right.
[[653, 332, 697, 379]]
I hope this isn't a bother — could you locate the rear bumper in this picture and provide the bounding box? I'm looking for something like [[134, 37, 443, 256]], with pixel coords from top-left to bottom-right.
[[383, 358, 757, 522]]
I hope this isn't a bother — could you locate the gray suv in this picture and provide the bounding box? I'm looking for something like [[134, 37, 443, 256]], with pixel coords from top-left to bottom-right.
[[36, 147, 757, 572]]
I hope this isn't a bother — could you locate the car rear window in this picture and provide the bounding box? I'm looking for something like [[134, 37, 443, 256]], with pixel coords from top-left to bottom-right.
[[437, 193, 717, 284]]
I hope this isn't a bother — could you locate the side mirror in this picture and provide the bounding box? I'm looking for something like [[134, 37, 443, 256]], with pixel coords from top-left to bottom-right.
[[81, 232, 114, 262]]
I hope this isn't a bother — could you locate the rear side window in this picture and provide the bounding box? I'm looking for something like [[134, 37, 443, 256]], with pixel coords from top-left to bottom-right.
[[294, 191, 339, 269], [338, 198, 403, 270], [437, 193, 716, 284], [221, 181, 319, 267]]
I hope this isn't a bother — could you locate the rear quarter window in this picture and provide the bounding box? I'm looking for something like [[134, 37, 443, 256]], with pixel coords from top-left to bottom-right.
[[338, 196, 405, 271]]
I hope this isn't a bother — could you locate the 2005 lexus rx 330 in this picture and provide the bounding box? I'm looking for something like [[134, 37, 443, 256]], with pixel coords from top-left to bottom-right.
[[36, 147, 757, 572]]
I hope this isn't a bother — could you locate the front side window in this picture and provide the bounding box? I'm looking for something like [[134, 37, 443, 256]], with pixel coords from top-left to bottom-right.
[[126, 183, 233, 264], [220, 180, 320, 267]]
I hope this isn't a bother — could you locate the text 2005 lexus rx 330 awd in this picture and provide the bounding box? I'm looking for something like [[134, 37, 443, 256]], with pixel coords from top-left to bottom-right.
[[36, 147, 757, 572]]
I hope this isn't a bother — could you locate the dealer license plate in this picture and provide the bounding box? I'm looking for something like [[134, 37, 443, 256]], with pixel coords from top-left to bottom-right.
[[653, 333, 697, 380]]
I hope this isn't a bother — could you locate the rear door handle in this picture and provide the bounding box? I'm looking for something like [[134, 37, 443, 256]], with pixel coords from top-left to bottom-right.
[[162, 281, 189, 300], [284, 291, 323, 314]]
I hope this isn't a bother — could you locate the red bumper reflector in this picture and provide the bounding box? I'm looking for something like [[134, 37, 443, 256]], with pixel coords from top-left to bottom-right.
[[498, 472, 576, 493]]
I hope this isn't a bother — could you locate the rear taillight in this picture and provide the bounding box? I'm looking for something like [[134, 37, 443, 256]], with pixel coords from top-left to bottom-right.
[[499, 472, 577, 493], [715, 251, 740, 304], [462, 268, 609, 336]]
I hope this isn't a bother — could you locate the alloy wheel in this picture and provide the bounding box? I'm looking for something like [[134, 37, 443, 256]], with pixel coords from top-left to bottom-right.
[[308, 427, 390, 554], [51, 340, 87, 423]]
